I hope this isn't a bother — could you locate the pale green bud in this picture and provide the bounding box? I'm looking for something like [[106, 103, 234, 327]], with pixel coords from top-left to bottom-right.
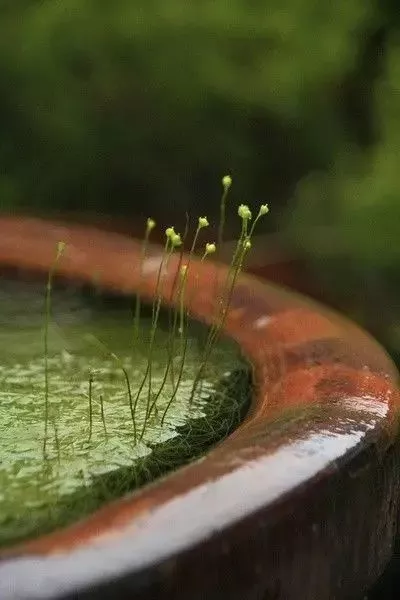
[[198, 216, 209, 228], [56, 241, 66, 258], [238, 204, 252, 221], [243, 239, 252, 251], [171, 233, 182, 247], [222, 175, 232, 189], [146, 218, 156, 232]]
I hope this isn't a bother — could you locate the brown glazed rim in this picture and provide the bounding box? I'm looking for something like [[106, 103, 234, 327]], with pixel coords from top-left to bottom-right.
[[0, 215, 399, 600]]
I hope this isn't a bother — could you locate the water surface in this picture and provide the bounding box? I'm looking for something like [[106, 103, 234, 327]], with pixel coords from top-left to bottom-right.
[[0, 277, 247, 545]]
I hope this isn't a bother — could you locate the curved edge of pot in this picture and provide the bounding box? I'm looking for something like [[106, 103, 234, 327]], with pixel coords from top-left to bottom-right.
[[0, 215, 399, 600]]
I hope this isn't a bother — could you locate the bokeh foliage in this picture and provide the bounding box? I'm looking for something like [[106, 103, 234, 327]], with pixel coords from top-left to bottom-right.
[[0, 0, 375, 218]]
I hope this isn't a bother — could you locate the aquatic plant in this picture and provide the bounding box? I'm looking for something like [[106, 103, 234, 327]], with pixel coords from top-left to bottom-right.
[[40, 176, 270, 450], [133, 217, 156, 344], [0, 176, 269, 546]]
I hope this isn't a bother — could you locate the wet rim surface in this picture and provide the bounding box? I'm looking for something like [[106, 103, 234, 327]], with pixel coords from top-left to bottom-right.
[[0, 215, 399, 600]]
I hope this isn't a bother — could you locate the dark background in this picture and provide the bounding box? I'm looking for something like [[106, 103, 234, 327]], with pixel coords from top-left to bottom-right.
[[0, 2, 399, 596]]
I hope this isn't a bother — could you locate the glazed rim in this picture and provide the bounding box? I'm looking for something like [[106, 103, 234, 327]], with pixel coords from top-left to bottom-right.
[[0, 216, 399, 600]]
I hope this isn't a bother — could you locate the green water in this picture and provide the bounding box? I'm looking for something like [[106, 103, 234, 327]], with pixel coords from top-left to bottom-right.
[[0, 278, 248, 545]]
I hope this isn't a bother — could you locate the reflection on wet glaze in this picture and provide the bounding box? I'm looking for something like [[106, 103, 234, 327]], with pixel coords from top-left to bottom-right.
[[253, 316, 272, 329], [141, 256, 164, 276], [230, 284, 273, 318], [341, 396, 389, 418]]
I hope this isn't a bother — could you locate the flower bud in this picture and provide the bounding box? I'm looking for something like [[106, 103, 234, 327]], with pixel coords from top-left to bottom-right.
[[198, 216, 209, 228], [146, 218, 156, 232], [171, 233, 182, 247], [238, 204, 252, 221], [56, 241, 66, 258], [243, 239, 252, 251], [222, 174, 232, 189]]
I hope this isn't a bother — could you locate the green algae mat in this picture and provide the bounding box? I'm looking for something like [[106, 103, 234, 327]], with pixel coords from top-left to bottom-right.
[[0, 277, 250, 546]]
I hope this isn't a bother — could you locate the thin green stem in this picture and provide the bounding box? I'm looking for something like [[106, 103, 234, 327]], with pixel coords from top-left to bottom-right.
[[121, 365, 134, 434], [217, 187, 229, 250], [211, 243, 249, 342], [140, 246, 174, 439], [85, 335, 137, 442], [43, 287, 50, 454], [150, 240, 169, 323], [168, 213, 189, 389], [190, 204, 267, 406], [248, 213, 263, 239], [99, 394, 107, 437], [147, 300, 178, 418], [133, 219, 155, 346], [150, 265, 188, 419], [168, 304, 180, 390], [151, 219, 204, 416], [53, 420, 61, 465], [43, 241, 65, 456], [88, 372, 93, 443], [161, 268, 188, 425], [213, 177, 231, 304], [132, 239, 170, 438], [190, 241, 249, 403], [204, 220, 246, 365]]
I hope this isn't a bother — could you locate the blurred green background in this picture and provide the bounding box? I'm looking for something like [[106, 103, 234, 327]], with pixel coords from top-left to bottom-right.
[[0, 2, 399, 596], [0, 0, 398, 364]]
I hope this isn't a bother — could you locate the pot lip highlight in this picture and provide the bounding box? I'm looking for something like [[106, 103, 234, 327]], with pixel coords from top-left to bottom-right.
[[0, 215, 398, 600]]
